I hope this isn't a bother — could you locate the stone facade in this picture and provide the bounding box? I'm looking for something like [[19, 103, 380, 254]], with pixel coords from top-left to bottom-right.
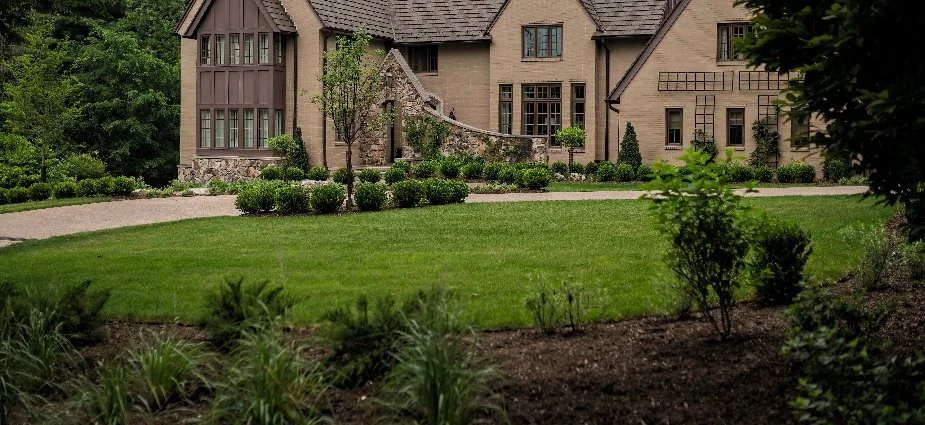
[[179, 157, 287, 184]]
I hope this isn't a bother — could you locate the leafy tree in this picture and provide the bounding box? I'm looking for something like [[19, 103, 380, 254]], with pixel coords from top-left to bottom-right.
[[617, 123, 642, 171], [289, 127, 310, 172], [736, 0, 925, 238], [554, 126, 586, 175], [312, 30, 390, 207]]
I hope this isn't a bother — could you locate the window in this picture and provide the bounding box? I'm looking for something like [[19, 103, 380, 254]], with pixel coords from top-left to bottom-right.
[[215, 35, 225, 65], [408, 46, 438, 73], [695, 95, 715, 140], [666, 108, 683, 146], [230, 34, 240, 65], [499, 85, 513, 134], [258, 109, 269, 148], [244, 34, 254, 64], [522, 84, 562, 144], [275, 34, 284, 64], [791, 113, 811, 148], [258, 33, 269, 64], [571, 83, 586, 129], [200, 35, 211, 65], [215, 110, 225, 148], [274, 110, 284, 137], [727, 108, 745, 146], [200, 110, 211, 148], [718, 23, 753, 61], [244, 109, 254, 148], [229, 110, 239, 148], [523, 26, 563, 58]]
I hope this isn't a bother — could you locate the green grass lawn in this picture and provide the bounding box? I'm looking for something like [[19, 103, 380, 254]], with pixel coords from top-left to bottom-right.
[[0, 196, 890, 329], [0, 197, 112, 214], [547, 181, 840, 192]]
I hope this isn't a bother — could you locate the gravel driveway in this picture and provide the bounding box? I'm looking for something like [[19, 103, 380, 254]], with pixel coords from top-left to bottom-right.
[[0, 186, 869, 248]]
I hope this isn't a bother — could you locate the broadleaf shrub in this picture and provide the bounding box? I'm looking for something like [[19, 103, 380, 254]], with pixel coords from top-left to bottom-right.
[[615, 163, 635, 182], [749, 219, 813, 306], [62, 153, 107, 181], [823, 154, 852, 182], [727, 163, 755, 183], [310, 183, 346, 214], [518, 168, 552, 190], [497, 166, 519, 185], [28, 182, 52, 201], [570, 162, 585, 175], [354, 183, 387, 212], [8, 186, 29, 203], [110, 177, 136, 196], [483, 162, 505, 181], [461, 162, 483, 180], [235, 182, 277, 213], [439, 159, 461, 179], [550, 161, 568, 176], [358, 168, 381, 184], [0, 188, 9, 205], [636, 164, 653, 182], [384, 168, 408, 185], [286, 167, 306, 181], [594, 162, 618, 182], [754, 165, 775, 183], [307, 167, 329, 181], [392, 179, 425, 208], [777, 161, 816, 184], [424, 178, 468, 205], [391, 161, 412, 173], [332, 168, 353, 185], [413, 160, 438, 178], [276, 186, 311, 214], [203, 277, 295, 349], [260, 166, 285, 181]]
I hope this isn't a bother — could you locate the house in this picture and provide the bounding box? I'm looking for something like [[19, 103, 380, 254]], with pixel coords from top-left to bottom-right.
[[174, 0, 820, 182]]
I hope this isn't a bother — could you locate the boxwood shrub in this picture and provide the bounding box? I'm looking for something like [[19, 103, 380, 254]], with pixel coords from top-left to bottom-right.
[[275, 185, 310, 214], [286, 167, 306, 181], [384, 168, 407, 185], [110, 176, 136, 196], [750, 219, 813, 306], [778, 161, 816, 184], [439, 159, 461, 179], [391, 161, 412, 173], [28, 182, 53, 201], [414, 160, 438, 178], [594, 162, 618, 182], [8, 186, 29, 204], [550, 161, 568, 176], [424, 178, 469, 205], [585, 161, 602, 176], [235, 182, 277, 213], [483, 162, 505, 181], [310, 183, 346, 214], [754, 165, 775, 183], [518, 168, 552, 190], [636, 164, 653, 182], [461, 162, 483, 180], [498, 166, 520, 185], [358, 168, 381, 184], [355, 182, 387, 211], [0, 188, 9, 205], [307, 167, 329, 181], [332, 168, 353, 185], [823, 155, 852, 182], [77, 179, 97, 197], [570, 162, 585, 175], [260, 166, 285, 181], [392, 179, 425, 208], [615, 163, 635, 182], [727, 163, 755, 183]]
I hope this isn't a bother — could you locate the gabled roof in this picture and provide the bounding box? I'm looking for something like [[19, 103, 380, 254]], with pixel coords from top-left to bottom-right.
[[175, 0, 297, 38], [391, 0, 505, 43], [607, 0, 691, 103], [308, 0, 395, 40], [590, 0, 667, 37], [261, 0, 297, 33]]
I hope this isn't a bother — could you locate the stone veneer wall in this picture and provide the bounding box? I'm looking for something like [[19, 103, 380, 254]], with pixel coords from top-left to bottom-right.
[[179, 157, 287, 184], [425, 109, 549, 164]]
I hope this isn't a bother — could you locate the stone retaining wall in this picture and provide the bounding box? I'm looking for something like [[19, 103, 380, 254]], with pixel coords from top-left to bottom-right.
[[178, 157, 286, 184]]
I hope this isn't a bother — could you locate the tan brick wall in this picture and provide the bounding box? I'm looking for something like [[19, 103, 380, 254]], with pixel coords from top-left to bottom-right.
[[595, 38, 648, 161], [280, 0, 325, 168], [613, 0, 823, 169], [413, 44, 492, 130], [179, 37, 198, 166], [488, 0, 600, 165]]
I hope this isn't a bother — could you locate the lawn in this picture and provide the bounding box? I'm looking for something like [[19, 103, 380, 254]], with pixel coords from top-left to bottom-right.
[[546, 181, 842, 192], [0, 197, 112, 214], [0, 196, 890, 328]]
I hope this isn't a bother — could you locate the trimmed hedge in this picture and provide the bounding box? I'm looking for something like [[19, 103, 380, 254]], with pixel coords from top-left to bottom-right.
[[286, 167, 306, 181], [823, 155, 852, 182], [235, 182, 277, 213], [414, 160, 438, 178], [311, 183, 346, 214], [498, 166, 520, 185], [570, 162, 585, 175], [392, 179, 425, 208], [390, 161, 412, 173], [461, 163, 484, 180], [0, 188, 8, 205], [518, 168, 552, 190], [358, 168, 382, 184], [778, 161, 816, 184], [28, 182, 53, 201], [307, 167, 329, 181], [439, 159, 461, 179], [8, 187, 29, 204], [423, 178, 469, 205], [594, 162, 618, 182], [384, 168, 408, 185], [754, 166, 775, 183], [636, 164, 653, 182], [550, 161, 568, 175], [355, 183, 387, 211], [110, 177, 136, 196], [260, 166, 285, 181], [727, 163, 755, 183], [483, 162, 505, 181], [615, 163, 635, 182], [276, 185, 310, 214], [332, 168, 354, 185]]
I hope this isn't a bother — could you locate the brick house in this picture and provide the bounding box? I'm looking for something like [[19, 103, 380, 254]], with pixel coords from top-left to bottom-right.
[[175, 0, 820, 182]]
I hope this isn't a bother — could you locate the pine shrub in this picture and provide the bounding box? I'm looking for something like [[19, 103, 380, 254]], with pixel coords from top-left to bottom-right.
[[618, 123, 642, 170]]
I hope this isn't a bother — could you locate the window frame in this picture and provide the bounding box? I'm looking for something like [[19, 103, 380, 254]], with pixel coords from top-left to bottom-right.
[[571, 83, 586, 130], [790, 112, 811, 149], [244, 109, 255, 148], [666, 108, 683, 146], [717, 23, 753, 61], [274, 34, 285, 64], [215, 110, 225, 148], [408, 45, 438, 73], [200, 109, 212, 148], [499, 84, 513, 134], [258, 109, 269, 148], [244, 34, 254, 64], [522, 25, 563, 59], [274, 110, 284, 137], [200, 35, 212, 65], [258, 33, 269, 64], [215, 35, 226, 65], [727, 108, 746, 147], [522, 83, 562, 144], [229, 109, 239, 148], [230, 34, 241, 65]]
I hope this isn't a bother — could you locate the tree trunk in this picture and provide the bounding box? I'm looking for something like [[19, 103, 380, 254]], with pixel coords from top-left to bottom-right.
[[568, 148, 574, 176], [345, 142, 354, 209]]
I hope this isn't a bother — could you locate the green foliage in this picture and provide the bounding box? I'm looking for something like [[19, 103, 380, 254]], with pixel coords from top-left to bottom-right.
[[497, 166, 519, 185], [424, 178, 469, 205], [391, 161, 412, 173], [0, 188, 8, 205], [749, 219, 813, 306], [555, 126, 586, 151], [615, 163, 635, 182], [331, 168, 353, 185], [517, 168, 552, 190], [838, 224, 895, 291], [460, 162, 483, 180], [570, 162, 585, 175], [823, 154, 852, 182], [439, 159, 461, 179], [275, 185, 310, 214], [644, 149, 753, 339], [384, 167, 408, 185], [27, 182, 52, 201], [778, 161, 817, 184], [235, 182, 277, 214], [60, 153, 107, 181], [310, 183, 346, 214], [7, 186, 29, 203], [210, 324, 326, 425], [754, 165, 775, 183], [127, 336, 209, 412], [109, 176, 135, 196], [584, 161, 601, 176], [288, 128, 310, 172], [748, 119, 781, 168], [392, 179, 425, 208], [525, 277, 593, 334], [268, 134, 299, 168], [307, 167, 329, 181], [354, 182, 387, 212], [635, 164, 653, 182], [203, 277, 295, 349], [413, 160, 438, 178], [594, 162, 618, 182], [618, 123, 642, 170], [260, 166, 285, 181], [483, 162, 505, 182], [692, 130, 718, 161], [550, 161, 568, 176], [81, 361, 129, 425], [358, 168, 381, 184], [726, 163, 756, 183], [285, 167, 305, 181], [53, 280, 111, 345], [405, 114, 452, 159]]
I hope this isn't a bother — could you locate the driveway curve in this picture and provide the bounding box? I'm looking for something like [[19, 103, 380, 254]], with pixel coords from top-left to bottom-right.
[[0, 186, 870, 248]]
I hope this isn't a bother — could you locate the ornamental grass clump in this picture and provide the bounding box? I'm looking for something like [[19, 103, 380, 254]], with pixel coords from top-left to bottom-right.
[[127, 335, 211, 412], [203, 277, 295, 349]]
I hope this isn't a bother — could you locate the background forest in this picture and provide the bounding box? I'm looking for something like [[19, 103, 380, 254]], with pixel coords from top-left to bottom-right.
[[0, 0, 188, 187]]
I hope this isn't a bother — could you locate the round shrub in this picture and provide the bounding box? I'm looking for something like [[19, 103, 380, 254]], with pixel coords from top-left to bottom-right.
[[307, 167, 329, 181], [8, 187, 29, 204], [61, 153, 107, 181], [96, 176, 116, 195], [461, 162, 484, 180], [750, 219, 813, 306], [110, 176, 136, 196], [754, 166, 775, 183], [77, 179, 98, 197], [594, 162, 618, 182], [414, 160, 438, 178], [392, 179, 425, 208], [585, 161, 602, 176], [355, 183, 387, 211], [518, 168, 552, 190], [332, 168, 354, 185], [778, 161, 816, 184], [235, 182, 276, 213], [358, 168, 382, 184], [498, 166, 520, 185], [483, 162, 505, 181], [636, 164, 654, 182], [310, 183, 346, 214], [439, 159, 461, 179], [260, 166, 285, 181], [424, 178, 469, 205], [0, 188, 9, 205], [275, 185, 310, 214], [823, 155, 852, 182], [550, 161, 568, 176], [727, 164, 755, 183], [285, 167, 306, 181], [570, 162, 585, 175], [615, 163, 635, 182], [384, 168, 408, 185], [28, 182, 53, 201], [391, 161, 412, 173]]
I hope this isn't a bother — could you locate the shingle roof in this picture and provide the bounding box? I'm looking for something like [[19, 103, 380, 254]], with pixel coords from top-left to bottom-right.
[[391, 0, 505, 43], [261, 0, 297, 33], [590, 0, 667, 37], [307, 0, 395, 39], [175, 0, 297, 37]]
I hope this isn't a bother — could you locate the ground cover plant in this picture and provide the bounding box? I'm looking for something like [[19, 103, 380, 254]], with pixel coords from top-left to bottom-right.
[[0, 197, 890, 328]]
